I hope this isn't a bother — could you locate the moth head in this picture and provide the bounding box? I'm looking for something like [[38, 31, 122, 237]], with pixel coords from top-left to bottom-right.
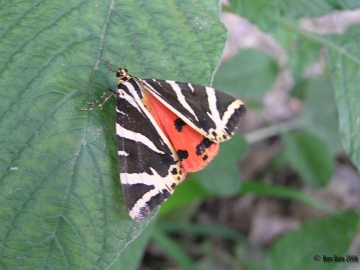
[[116, 68, 128, 77], [116, 68, 131, 83]]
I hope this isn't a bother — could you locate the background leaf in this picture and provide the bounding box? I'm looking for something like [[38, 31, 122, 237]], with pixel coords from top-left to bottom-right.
[[274, 25, 323, 79], [152, 226, 197, 270], [278, 0, 354, 19], [0, 0, 227, 269], [213, 49, 278, 98], [228, 0, 279, 31], [228, 0, 360, 32], [327, 25, 360, 170], [159, 177, 210, 218], [270, 210, 359, 270], [283, 132, 334, 187], [196, 134, 248, 196], [298, 76, 342, 155]]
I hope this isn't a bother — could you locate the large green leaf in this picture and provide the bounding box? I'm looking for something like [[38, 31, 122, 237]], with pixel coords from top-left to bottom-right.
[[0, 0, 226, 269]]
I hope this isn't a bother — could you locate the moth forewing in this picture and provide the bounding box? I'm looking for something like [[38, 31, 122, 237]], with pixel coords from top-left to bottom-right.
[[115, 77, 184, 221], [141, 79, 245, 143]]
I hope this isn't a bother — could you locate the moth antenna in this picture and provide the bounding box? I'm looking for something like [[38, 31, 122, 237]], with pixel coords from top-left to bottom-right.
[[123, 51, 133, 70], [84, 53, 119, 72], [123, 29, 139, 70]]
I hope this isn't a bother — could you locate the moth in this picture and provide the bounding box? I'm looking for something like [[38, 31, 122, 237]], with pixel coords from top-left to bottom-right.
[[80, 63, 245, 221]]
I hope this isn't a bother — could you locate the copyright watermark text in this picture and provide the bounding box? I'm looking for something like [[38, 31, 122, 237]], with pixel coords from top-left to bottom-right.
[[314, 255, 358, 263]]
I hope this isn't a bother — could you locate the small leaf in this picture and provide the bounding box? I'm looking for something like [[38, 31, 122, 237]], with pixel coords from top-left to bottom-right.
[[213, 49, 278, 98], [283, 132, 333, 187], [299, 77, 342, 155], [196, 134, 248, 196]]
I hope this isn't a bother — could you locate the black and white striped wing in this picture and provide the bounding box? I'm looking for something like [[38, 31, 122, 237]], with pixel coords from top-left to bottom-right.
[[142, 79, 246, 143], [116, 79, 183, 221]]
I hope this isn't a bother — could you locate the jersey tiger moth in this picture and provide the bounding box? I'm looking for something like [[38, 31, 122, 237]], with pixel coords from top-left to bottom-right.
[[80, 63, 246, 221]]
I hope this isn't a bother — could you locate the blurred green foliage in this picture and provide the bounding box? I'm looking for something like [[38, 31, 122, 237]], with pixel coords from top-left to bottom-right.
[[1, 0, 359, 269]]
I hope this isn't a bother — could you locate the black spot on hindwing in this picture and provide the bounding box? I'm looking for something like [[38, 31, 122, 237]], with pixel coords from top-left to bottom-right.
[[174, 118, 186, 132], [171, 167, 178, 175], [196, 138, 214, 156], [177, 149, 189, 161]]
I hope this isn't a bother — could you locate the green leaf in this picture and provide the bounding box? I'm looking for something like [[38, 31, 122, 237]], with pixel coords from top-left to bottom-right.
[[299, 77, 342, 155], [274, 17, 360, 172], [228, 0, 360, 32], [0, 0, 226, 269], [159, 177, 210, 218], [160, 170, 334, 220], [240, 182, 333, 213], [327, 25, 360, 170], [152, 226, 198, 270], [159, 221, 245, 241], [213, 49, 278, 98], [283, 132, 333, 187], [277, 0, 353, 19], [274, 24, 323, 79], [270, 210, 359, 270], [228, 0, 279, 31], [196, 134, 248, 196], [110, 219, 156, 270]]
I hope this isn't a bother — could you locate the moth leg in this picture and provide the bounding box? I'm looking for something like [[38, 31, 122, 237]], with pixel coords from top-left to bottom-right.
[[78, 89, 116, 110]]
